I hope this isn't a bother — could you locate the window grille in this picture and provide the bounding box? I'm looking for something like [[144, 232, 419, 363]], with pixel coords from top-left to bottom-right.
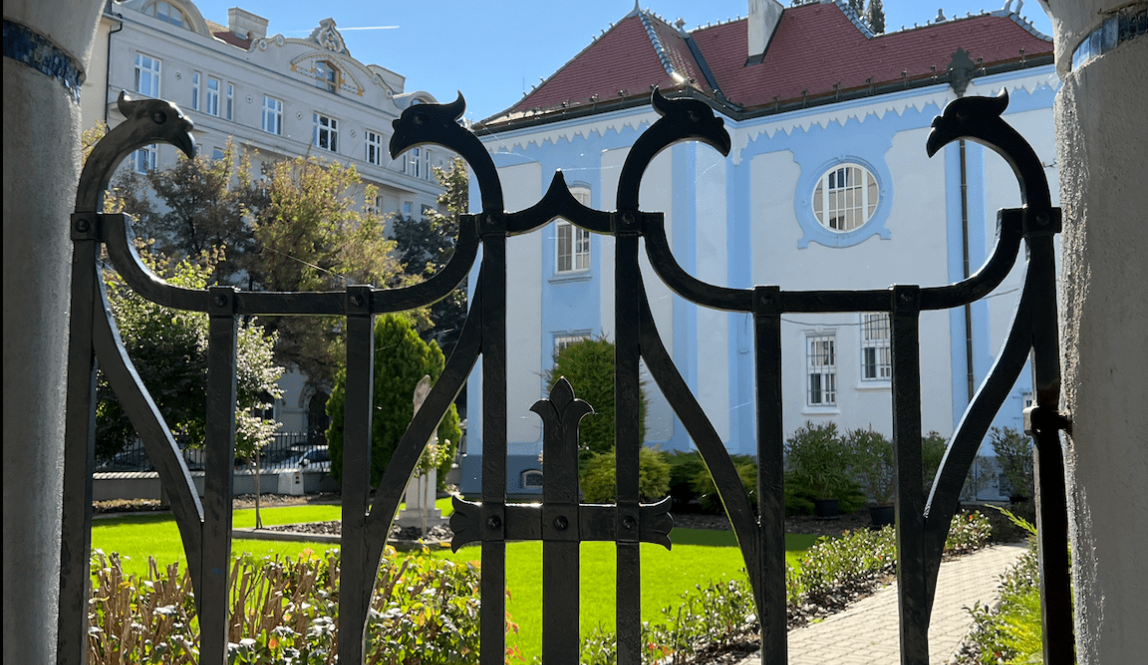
[[807, 334, 837, 405], [812, 163, 879, 231], [861, 312, 892, 380]]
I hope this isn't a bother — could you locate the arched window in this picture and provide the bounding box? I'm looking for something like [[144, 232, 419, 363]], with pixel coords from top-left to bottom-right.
[[307, 390, 330, 445], [314, 60, 338, 93], [148, 1, 185, 28], [812, 163, 879, 232], [521, 470, 544, 489]]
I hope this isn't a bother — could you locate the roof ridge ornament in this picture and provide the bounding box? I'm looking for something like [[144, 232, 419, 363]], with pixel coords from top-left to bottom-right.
[[309, 18, 346, 54]]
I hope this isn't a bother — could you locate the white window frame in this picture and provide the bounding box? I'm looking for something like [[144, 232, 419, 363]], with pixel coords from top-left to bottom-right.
[[554, 333, 590, 358], [365, 130, 384, 166], [205, 76, 220, 116], [132, 144, 157, 173], [812, 163, 879, 232], [423, 148, 433, 180], [134, 53, 161, 98], [860, 312, 891, 381], [554, 187, 592, 275], [225, 83, 234, 121], [190, 72, 199, 111], [521, 470, 544, 489], [262, 96, 282, 135], [313, 113, 338, 152], [406, 147, 422, 178], [807, 333, 837, 406]]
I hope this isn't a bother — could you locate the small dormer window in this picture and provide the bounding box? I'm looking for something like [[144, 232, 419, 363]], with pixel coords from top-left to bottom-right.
[[315, 61, 338, 93], [150, 1, 185, 28]]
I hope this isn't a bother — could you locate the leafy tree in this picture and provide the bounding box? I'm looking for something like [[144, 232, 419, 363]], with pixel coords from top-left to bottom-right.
[[990, 426, 1034, 500], [544, 336, 647, 460], [866, 0, 886, 34], [96, 246, 283, 463], [580, 448, 670, 503], [247, 156, 411, 386], [392, 156, 469, 357], [111, 140, 262, 280], [325, 313, 461, 488], [922, 430, 947, 492], [109, 142, 414, 387]]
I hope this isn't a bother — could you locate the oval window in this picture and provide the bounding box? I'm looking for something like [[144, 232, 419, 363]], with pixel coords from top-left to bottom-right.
[[812, 164, 880, 232]]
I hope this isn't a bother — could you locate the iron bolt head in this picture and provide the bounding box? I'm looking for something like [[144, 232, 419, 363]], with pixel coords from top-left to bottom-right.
[[900, 291, 913, 302], [553, 516, 569, 531], [1036, 212, 1049, 226], [350, 294, 364, 307], [75, 219, 91, 233], [486, 515, 502, 529], [414, 113, 427, 126], [622, 516, 636, 530], [213, 295, 228, 307], [151, 111, 167, 124]]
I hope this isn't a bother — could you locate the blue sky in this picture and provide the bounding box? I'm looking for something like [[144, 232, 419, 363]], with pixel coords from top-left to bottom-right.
[[186, 1, 1054, 122]]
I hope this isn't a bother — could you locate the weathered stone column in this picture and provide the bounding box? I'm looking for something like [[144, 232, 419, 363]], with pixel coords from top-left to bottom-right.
[[1041, 1, 1148, 662], [2, 2, 103, 662]]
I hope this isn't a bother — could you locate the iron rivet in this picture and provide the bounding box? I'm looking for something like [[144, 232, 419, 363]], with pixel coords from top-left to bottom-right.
[[622, 516, 636, 530], [1036, 212, 1049, 226], [900, 291, 913, 302], [414, 113, 426, 126], [76, 219, 91, 232], [486, 515, 501, 529], [350, 294, 363, 307], [955, 110, 968, 123], [151, 111, 167, 124], [687, 110, 699, 122], [213, 295, 228, 307], [622, 212, 636, 225], [553, 516, 568, 530]]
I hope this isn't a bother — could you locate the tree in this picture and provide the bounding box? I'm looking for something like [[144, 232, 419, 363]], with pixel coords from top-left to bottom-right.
[[247, 156, 411, 386], [325, 313, 461, 488], [96, 246, 283, 463], [110, 144, 412, 387], [866, 0, 886, 34], [110, 140, 262, 282], [392, 156, 469, 357], [990, 426, 1034, 500], [544, 336, 647, 460]]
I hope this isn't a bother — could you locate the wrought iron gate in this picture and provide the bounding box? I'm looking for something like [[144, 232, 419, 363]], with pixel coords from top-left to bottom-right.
[[59, 89, 1072, 664]]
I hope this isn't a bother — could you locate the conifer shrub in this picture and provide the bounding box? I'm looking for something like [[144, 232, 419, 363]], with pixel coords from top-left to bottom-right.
[[580, 447, 671, 502], [545, 336, 646, 460], [326, 313, 461, 488]]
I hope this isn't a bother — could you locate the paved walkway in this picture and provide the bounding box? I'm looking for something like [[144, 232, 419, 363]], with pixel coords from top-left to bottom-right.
[[731, 543, 1028, 665]]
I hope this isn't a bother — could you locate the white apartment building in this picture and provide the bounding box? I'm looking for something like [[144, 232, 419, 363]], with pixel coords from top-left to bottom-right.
[[82, 0, 453, 437]]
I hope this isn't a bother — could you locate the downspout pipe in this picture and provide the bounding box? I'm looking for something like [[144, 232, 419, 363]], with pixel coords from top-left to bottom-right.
[[103, 0, 124, 126]]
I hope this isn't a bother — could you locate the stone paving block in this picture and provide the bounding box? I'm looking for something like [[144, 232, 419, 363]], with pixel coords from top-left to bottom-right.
[[729, 544, 1028, 665]]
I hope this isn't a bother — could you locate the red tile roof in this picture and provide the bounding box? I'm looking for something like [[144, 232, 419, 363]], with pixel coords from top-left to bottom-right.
[[212, 30, 252, 50], [497, 1, 1051, 121]]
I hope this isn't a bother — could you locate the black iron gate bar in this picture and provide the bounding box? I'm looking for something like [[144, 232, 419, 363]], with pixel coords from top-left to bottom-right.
[[59, 89, 1072, 665]]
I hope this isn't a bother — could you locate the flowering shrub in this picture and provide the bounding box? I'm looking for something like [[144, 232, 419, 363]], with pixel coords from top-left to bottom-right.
[[87, 546, 482, 665], [567, 511, 994, 664]]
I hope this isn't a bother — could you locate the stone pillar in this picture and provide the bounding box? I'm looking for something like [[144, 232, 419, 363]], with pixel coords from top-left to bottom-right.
[[3, 2, 104, 662], [1041, 1, 1148, 662]]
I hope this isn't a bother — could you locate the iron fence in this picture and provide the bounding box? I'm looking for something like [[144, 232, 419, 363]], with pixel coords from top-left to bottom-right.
[[59, 90, 1072, 664]]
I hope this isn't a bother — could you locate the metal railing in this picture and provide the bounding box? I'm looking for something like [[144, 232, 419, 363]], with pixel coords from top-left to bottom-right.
[[59, 90, 1072, 664]]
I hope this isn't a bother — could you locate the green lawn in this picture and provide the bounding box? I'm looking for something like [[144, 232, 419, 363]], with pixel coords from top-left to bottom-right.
[[92, 502, 818, 661]]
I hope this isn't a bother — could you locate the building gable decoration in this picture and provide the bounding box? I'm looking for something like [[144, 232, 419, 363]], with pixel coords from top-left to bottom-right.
[[309, 18, 347, 55], [289, 52, 366, 97]]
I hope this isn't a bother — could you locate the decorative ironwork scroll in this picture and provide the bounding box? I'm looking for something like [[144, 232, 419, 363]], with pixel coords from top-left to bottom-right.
[[60, 88, 1071, 665]]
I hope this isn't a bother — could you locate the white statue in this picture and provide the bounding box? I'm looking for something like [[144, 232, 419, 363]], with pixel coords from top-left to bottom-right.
[[395, 375, 446, 535]]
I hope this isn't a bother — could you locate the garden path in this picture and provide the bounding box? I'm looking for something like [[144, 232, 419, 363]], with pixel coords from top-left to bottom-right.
[[729, 543, 1028, 665]]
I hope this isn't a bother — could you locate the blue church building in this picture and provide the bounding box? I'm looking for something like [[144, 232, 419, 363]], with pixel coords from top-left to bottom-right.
[[457, 0, 1059, 499]]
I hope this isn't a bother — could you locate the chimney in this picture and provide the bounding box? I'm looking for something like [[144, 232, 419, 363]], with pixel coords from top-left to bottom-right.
[[228, 7, 268, 41], [748, 0, 784, 61]]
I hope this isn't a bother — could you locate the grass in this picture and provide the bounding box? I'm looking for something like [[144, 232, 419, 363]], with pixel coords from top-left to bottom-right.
[[92, 502, 819, 662]]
